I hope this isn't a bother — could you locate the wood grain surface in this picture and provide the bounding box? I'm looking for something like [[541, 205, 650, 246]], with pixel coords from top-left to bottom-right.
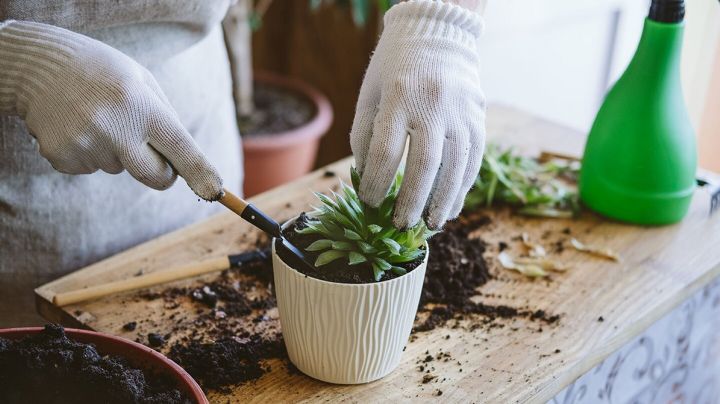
[[35, 106, 720, 403]]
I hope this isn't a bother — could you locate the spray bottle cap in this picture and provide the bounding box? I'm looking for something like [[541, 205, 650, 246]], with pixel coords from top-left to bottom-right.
[[649, 0, 685, 23]]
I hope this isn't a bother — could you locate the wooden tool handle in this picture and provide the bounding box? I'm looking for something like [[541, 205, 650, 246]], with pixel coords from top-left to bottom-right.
[[53, 256, 231, 306], [54, 189, 280, 307], [219, 188, 282, 238], [219, 188, 249, 216]]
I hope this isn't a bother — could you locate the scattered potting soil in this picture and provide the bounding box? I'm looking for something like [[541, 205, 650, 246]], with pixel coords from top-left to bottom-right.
[[279, 212, 424, 284], [238, 83, 315, 136], [133, 210, 560, 392], [169, 334, 284, 392], [0, 324, 191, 404], [414, 216, 560, 332], [137, 249, 286, 392], [148, 333, 165, 348]]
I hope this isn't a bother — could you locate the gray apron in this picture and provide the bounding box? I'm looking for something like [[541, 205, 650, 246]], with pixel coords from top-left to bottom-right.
[[0, 0, 242, 326]]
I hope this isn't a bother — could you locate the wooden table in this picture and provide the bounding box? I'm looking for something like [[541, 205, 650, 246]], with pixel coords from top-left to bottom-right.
[[36, 106, 720, 403]]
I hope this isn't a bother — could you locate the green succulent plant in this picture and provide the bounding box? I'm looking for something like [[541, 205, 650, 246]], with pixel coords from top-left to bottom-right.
[[298, 168, 434, 281], [464, 143, 581, 218]]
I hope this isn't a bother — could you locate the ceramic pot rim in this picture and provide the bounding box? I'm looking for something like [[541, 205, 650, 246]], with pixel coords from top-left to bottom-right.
[[273, 215, 430, 288]]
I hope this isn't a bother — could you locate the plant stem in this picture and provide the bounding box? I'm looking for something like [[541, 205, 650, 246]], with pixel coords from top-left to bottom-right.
[[223, 0, 255, 118]]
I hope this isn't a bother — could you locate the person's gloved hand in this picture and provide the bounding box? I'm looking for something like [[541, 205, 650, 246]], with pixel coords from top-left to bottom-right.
[[0, 21, 222, 200], [350, 1, 486, 229]]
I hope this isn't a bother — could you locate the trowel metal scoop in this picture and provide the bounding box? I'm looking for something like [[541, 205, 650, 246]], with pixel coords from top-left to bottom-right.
[[218, 188, 316, 272]]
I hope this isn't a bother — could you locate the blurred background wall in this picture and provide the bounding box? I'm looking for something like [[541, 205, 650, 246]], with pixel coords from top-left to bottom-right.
[[251, 0, 719, 170]]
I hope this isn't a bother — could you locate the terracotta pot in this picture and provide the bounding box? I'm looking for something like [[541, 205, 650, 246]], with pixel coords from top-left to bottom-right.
[[271, 218, 429, 384], [0, 327, 208, 404], [241, 72, 333, 197]]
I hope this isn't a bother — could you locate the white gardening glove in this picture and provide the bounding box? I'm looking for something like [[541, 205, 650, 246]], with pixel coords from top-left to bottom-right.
[[0, 21, 223, 200], [350, 0, 486, 230]]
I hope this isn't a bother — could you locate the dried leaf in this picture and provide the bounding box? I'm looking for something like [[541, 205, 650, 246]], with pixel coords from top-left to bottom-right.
[[498, 252, 549, 278], [570, 238, 621, 261], [521, 232, 547, 258], [516, 264, 548, 277], [513, 257, 569, 272], [517, 206, 574, 218], [537, 151, 581, 164], [497, 251, 516, 269]]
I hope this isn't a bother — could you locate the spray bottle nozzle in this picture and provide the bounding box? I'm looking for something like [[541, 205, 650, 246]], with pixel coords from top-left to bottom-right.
[[649, 0, 685, 23]]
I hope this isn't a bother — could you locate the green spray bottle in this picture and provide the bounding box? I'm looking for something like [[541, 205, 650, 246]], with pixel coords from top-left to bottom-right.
[[579, 0, 697, 225]]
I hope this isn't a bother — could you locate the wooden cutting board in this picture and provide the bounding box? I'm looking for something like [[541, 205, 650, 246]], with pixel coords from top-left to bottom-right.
[[35, 106, 720, 403]]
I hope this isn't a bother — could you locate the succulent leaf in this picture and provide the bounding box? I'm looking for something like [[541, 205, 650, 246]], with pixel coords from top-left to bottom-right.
[[381, 238, 401, 254], [348, 252, 367, 265], [300, 167, 433, 282], [374, 258, 391, 271], [306, 239, 333, 251], [332, 241, 354, 250], [357, 241, 377, 254], [388, 249, 424, 263], [371, 263, 384, 282], [315, 250, 347, 266], [464, 143, 580, 217], [350, 167, 362, 191], [344, 229, 362, 240], [391, 266, 407, 276]]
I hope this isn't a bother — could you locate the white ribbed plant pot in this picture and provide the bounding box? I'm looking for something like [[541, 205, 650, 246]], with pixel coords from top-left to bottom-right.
[[272, 237, 428, 384]]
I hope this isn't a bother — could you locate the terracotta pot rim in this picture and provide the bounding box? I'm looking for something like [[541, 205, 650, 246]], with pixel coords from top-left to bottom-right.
[[0, 327, 208, 404], [242, 71, 333, 150]]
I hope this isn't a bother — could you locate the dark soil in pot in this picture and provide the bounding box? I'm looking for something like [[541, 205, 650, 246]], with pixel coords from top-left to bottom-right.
[[238, 83, 315, 136], [0, 324, 191, 404], [278, 212, 425, 284]]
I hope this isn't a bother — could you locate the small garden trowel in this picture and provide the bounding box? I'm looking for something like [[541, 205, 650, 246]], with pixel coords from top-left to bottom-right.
[[218, 188, 317, 272]]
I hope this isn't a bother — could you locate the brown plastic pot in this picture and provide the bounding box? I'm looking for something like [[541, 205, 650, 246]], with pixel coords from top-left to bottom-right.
[[242, 71, 333, 196], [0, 327, 208, 404]]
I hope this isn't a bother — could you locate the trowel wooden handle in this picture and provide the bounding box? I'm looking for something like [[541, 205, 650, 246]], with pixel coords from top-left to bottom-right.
[[53, 256, 231, 306], [219, 188, 281, 238], [220, 189, 315, 271], [52, 249, 270, 306], [219, 188, 249, 216]]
